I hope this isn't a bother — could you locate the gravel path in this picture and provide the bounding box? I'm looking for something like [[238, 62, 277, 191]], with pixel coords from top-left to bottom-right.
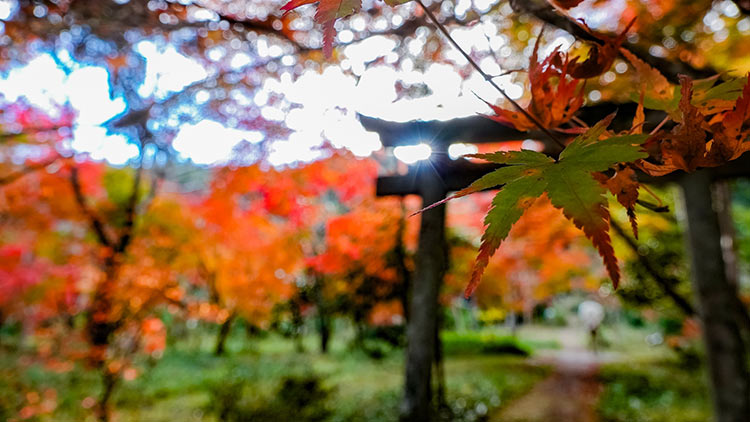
[[490, 328, 616, 422]]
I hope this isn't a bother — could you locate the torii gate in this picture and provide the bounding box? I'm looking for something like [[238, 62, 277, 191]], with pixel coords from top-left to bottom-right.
[[360, 109, 750, 422]]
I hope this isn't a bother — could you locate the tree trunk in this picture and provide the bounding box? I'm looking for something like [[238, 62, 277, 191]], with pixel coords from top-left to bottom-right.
[[96, 369, 118, 422], [317, 308, 331, 353], [396, 200, 412, 323], [433, 309, 447, 411], [400, 165, 446, 422], [214, 313, 236, 356], [290, 298, 305, 353], [313, 274, 332, 353], [681, 171, 750, 422], [714, 181, 740, 287]]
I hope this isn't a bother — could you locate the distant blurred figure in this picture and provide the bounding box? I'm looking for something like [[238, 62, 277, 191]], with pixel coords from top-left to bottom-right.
[[578, 300, 605, 352]]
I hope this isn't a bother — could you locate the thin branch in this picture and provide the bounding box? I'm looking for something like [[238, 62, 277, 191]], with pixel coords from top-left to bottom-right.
[[115, 152, 144, 254], [138, 169, 161, 215], [194, 1, 460, 54], [415, 0, 566, 149], [610, 220, 695, 315], [509, 0, 715, 82], [0, 157, 60, 186], [70, 166, 114, 248]]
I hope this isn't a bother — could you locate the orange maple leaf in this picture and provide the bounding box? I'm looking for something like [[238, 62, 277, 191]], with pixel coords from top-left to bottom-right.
[[595, 166, 640, 238], [639, 76, 708, 176], [485, 36, 584, 131], [568, 18, 636, 79], [640, 74, 750, 176], [706, 74, 750, 163]]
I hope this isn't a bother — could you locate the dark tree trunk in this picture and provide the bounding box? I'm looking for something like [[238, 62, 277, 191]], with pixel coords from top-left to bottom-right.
[[96, 369, 118, 422], [395, 200, 413, 322], [312, 273, 332, 353], [317, 308, 331, 353], [714, 181, 740, 287], [245, 322, 261, 338], [433, 310, 446, 411], [290, 299, 305, 353], [215, 313, 236, 356], [400, 165, 447, 422], [708, 182, 750, 337], [681, 171, 750, 422]]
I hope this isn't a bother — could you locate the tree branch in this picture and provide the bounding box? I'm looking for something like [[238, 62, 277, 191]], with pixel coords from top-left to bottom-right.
[[115, 152, 144, 254], [0, 157, 60, 186], [70, 166, 114, 249], [509, 0, 716, 82], [415, 0, 566, 148], [610, 219, 696, 315], [195, 1, 465, 55]]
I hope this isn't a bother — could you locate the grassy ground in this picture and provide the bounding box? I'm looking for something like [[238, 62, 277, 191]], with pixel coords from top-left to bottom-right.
[[1, 322, 714, 422], [1, 325, 550, 422], [596, 359, 712, 422]]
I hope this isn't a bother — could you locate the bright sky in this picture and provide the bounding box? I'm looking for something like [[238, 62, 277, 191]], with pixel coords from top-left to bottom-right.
[[0, 29, 528, 167], [2, 0, 745, 167]]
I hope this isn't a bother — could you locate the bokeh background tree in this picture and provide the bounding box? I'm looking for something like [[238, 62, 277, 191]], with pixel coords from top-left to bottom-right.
[[2, 1, 750, 422]]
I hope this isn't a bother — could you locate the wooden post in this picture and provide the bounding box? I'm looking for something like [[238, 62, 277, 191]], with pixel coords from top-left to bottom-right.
[[400, 159, 447, 422], [681, 171, 750, 422]]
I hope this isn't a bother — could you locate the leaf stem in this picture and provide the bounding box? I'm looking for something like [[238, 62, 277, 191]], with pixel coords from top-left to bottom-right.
[[415, 0, 566, 149]]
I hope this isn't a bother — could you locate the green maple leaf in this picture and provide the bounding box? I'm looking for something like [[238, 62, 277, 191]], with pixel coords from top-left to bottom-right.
[[431, 117, 648, 297]]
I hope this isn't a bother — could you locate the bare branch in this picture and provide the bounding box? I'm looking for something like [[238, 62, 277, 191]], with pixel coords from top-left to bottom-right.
[[509, 0, 715, 82], [610, 219, 695, 315], [415, 0, 566, 148], [115, 152, 144, 254], [0, 157, 60, 186], [70, 166, 114, 248]]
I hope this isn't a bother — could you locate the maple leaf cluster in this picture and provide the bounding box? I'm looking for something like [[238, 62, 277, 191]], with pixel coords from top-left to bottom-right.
[[639, 74, 750, 176], [414, 12, 750, 297], [276, 0, 750, 299], [429, 118, 647, 296], [484, 37, 585, 132]]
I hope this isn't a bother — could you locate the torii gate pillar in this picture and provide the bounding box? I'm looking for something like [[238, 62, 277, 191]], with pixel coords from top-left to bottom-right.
[[400, 158, 448, 422]]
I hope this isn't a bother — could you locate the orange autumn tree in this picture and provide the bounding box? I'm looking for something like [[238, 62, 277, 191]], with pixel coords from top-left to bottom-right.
[[447, 194, 595, 323], [306, 197, 419, 344], [0, 157, 187, 419], [282, 153, 415, 352], [178, 150, 396, 354], [184, 164, 304, 355]]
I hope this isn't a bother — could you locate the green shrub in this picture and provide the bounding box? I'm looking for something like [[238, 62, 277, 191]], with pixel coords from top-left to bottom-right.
[[441, 331, 532, 356], [597, 361, 710, 422], [207, 373, 333, 422]]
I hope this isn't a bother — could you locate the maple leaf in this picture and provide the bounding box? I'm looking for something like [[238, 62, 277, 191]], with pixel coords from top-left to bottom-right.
[[281, 0, 361, 57], [620, 48, 674, 112], [594, 166, 640, 238], [485, 36, 584, 131], [706, 74, 750, 163], [694, 76, 749, 115], [430, 116, 649, 297], [567, 18, 635, 79], [639, 76, 708, 176]]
